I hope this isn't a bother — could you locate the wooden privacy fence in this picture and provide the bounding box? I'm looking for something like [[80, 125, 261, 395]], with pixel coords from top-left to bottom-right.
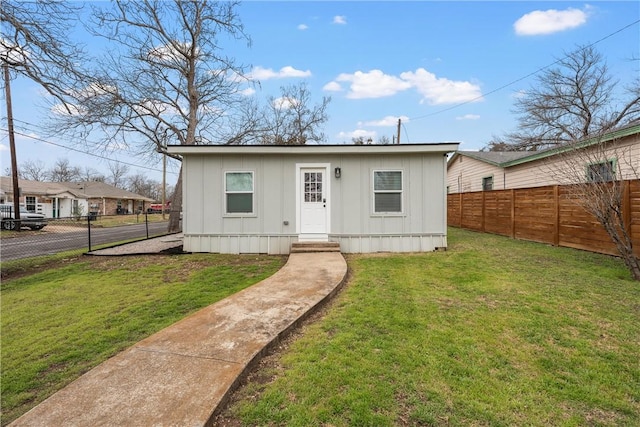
[[447, 180, 640, 257]]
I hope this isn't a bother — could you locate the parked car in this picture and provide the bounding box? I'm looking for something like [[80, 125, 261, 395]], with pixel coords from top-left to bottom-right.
[[0, 204, 48, 230]]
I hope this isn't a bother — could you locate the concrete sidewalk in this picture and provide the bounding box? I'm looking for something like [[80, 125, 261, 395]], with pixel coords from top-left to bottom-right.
[[11, 251, 347, 426]]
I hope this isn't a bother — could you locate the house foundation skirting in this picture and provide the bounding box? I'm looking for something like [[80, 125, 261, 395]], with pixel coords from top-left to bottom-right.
[[183, 233, 448, 255]]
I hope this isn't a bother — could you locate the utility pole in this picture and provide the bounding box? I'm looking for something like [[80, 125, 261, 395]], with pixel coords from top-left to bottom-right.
[[4, 63, 21, 225], [397, 118, 401, 144]]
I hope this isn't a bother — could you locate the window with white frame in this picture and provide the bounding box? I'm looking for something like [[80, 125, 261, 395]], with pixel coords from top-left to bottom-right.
[[225, 171, 254, 214], [586, 160, 615, 182], [25, 196, 36, 212], [373, 170, 403, 213]]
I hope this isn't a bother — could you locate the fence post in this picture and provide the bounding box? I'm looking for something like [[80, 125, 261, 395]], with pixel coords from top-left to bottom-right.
[[622, 179, 632, 238], [510, 189, 516, 238], [481, 191, 486, 232], [87, 214, 92, 252], [553, 185, 560, 246], [459, 193, 464, 228]]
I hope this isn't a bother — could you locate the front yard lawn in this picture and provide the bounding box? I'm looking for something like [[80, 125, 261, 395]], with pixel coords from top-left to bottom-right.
[[2, 228, 638, 426], [0, 253, 286, 425], [217, 228, 639, 426]]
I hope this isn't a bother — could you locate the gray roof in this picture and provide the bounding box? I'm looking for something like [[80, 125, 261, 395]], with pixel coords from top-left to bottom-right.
[[61, 181, 154, 201], [0, 177, 153, 201], [453, 151, 531, 166]]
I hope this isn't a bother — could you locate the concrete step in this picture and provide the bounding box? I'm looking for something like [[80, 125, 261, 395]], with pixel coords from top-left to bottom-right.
[[291, 242, 341, 253]]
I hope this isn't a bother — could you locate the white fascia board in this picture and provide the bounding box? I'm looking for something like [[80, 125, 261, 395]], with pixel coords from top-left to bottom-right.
[[168, 142, 460, 156]]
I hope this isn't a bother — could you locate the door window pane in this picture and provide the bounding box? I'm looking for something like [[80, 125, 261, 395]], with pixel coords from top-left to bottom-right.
[[304, 172, 323, 203]]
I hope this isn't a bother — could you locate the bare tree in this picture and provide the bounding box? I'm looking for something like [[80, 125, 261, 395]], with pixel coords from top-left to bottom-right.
[[127, 173, 161, 200], [106, 162, 130, 189], [49, 158, 81, 182], [79, 167, 106, 182], [377, 135, 392, 145], [19, 160, 49, 181], [1, 0, 86, 107], [261, 83, 331, 145], [52, 0, 251, 232], [499, 45, 640, 151], [547, 126, 640, 280]]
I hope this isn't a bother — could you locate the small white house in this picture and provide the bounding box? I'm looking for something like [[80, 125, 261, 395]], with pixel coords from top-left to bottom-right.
[[168, 142, 459, 254]]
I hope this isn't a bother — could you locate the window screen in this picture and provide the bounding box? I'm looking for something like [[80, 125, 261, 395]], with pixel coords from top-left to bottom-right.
[[587, 161, 615, 182], [482, 176, 493, 191], [374, 170, 402, 213], [226, 172, 254, 214]]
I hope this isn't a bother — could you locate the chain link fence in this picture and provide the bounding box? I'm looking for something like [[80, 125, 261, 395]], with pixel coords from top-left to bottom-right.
[[1, 213, 175, 262]]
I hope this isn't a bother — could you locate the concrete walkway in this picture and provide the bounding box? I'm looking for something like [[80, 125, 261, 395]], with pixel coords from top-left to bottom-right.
[[11, 251, 348, 426]]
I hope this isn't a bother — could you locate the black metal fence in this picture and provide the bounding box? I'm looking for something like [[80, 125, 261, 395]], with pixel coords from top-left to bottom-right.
[[0, 213, 174, 262]]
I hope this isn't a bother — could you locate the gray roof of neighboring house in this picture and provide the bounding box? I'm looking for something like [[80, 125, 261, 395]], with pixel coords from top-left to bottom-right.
[[0, 176, 88, 198], [0, 177, 153, 201], [61, 181, 154, 201], [452, 151, 531, 166]]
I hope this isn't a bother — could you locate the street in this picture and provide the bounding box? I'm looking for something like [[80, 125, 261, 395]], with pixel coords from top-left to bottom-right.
[[0, 221, 171, 261]]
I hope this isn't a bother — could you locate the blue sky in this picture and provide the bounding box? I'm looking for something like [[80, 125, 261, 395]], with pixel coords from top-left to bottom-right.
[[1, 1, 639, 185]]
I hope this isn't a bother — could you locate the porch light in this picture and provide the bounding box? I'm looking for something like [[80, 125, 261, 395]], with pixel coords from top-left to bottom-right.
[[334, 167, 341, 178]]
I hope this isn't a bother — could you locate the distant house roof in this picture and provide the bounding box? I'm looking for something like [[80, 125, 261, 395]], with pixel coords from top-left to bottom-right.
[[61, 181, 154, 202], [0, 177, 153, 202], [452, 151, 531, 167], [0, 177, 88, 198], [448, 122, 640, 169]]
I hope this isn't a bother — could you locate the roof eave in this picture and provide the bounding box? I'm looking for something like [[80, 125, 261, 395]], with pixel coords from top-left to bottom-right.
[[168, 142, 460, 156]]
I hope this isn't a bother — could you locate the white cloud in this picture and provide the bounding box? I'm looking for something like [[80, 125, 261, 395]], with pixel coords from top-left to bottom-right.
[[512, 89, 527, 99], [333, 15, 347, 25], [335, 70, 412, 99], [327, 68, 482, 104], [363, 115, 409, 127], [322, 81, 343, 92], [272, 96, 299, 110], [240, 87, 256, 96], [400, 68, 483, 105], [337, 129, 376, 140], [514, 8, 588, 36], [0, 39, 29, 64], [298, 24, 308, 30], [0, 143, 8, 152], [456, 114, 480, 121], [249, 65, 312, 80]]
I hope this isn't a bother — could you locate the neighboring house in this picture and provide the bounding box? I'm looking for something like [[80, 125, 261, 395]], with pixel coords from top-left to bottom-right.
[[447, 123, 640, 193], [62, 181, 154, 215], [0, 177, 154, 217], [168, 142, 459, 254]]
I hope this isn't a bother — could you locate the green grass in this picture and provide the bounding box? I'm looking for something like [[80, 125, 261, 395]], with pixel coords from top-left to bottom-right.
[[0, 253, 286, 425], [221, 228, 639, 426]]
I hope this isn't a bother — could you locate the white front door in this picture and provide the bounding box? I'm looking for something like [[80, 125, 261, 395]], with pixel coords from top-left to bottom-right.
[[299, 167, 328, 238]]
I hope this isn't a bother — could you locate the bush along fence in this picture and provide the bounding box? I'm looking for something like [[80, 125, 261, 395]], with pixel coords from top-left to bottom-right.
[[0, 213, 173, 262], [447, 179, 640, 257]]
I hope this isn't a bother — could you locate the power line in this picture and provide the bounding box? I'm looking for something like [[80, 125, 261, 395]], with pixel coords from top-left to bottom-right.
[[0, 127, 179, 175], [407, 19, 640, 122]]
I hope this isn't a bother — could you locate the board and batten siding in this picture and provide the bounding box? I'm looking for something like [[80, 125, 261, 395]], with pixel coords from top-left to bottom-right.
[[176, 145, 456, 254]]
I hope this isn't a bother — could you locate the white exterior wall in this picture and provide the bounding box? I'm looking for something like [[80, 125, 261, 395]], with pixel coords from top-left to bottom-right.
[[447, 155, 504, 193], [181, 150, 451, 254]]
